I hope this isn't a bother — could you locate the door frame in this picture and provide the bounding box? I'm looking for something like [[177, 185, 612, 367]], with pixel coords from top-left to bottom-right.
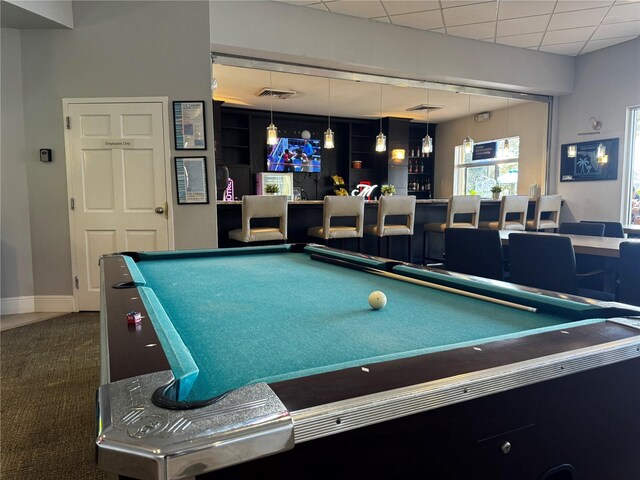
[[62, 97, 175, 311], [621, 105, 640, 223]]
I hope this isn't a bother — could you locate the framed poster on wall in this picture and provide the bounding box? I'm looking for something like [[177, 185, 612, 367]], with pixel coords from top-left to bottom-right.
[[173, 101, 207, 150], [175, 156, 209, 204], [560, 138, 618, 182]]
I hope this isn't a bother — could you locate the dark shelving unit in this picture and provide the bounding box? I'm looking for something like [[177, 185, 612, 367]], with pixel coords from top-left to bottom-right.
[[407, 123, 436, 199]]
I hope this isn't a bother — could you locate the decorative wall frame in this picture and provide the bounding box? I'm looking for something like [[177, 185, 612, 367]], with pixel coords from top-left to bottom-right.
[[173, 101, 207, 150], [560, 138, 618, 182], [175, 156, 209, 204]]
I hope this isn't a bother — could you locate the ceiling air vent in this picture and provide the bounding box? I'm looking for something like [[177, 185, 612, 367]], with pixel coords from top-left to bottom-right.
[[406, 104, 442, 112], [256, 88, 297, 99]]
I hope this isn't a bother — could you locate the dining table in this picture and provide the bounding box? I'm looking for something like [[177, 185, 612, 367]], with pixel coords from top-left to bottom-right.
[[623, 224, 640, 237], [499, 230, 640, 258]]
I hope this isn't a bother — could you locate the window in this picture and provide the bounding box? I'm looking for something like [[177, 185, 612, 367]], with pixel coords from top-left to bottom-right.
[[628, 108, 640, 225], [454, 137, 520, 198]]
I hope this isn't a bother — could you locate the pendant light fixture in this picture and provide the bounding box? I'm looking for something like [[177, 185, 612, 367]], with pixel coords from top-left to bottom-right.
[[462, 93, 474, 155], [266, 71, 278, 146], [421, 89, 433, 155], [324, 78, 334, 149], [375, 84, 386, 152], [502, 98, 510, 156]]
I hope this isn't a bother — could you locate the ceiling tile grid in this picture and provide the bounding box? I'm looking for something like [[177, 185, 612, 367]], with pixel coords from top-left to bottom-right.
[[277, 0, 640, 56]]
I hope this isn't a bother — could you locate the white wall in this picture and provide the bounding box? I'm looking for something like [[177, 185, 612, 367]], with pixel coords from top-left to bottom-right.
[[18, 1, 216, 298], [1, 28, 35, 300], [555, 38, 640, 222], [210, 1, 574, 96], [434, 102, 549, 198]]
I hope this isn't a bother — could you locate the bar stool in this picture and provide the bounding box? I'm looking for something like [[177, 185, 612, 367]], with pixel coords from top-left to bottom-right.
[[364, 195, 416, 262], [479, 195, 529, 231], [229, 195, 287, 244], [526, 194, 562, 232], [423, 195, 480, 262], [308, 196, 365, 250]]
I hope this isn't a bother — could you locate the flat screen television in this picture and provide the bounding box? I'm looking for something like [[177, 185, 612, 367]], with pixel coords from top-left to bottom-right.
[[267, 137, 321, 173]]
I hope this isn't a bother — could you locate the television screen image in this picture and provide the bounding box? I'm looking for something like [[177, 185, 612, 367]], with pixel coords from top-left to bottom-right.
[[267, 137, 321, 173]]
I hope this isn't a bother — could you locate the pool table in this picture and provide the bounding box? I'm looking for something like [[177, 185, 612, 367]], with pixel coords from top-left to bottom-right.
[[97, 244, 640, 480]]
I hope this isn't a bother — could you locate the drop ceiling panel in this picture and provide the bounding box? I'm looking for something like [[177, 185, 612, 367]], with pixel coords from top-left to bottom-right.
[[553, 1, 614, 14], [542, 26, 597, 45], [603, 2, 640, 23], [547, 7, 610, 30], [442, 1, 498, 27], [497, 14, 551, 37], [496, 32, 545, 48], [390, 10, 444, 29], [382, 1, 440, 16], [582, 34, 639, 51], [593, 20, 640, 38], [278, 0, 639, 56], [324, 0, 386, 18], [498, 1, 555, 20], [539, 41, 585, 55], [447, 21, 496, 39]]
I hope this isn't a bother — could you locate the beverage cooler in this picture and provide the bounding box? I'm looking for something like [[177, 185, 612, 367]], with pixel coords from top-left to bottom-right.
[[255, 172, 294, 200]]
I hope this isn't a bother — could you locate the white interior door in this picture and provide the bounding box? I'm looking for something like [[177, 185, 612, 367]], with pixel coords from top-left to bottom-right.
[[66, 101, 171, 310]]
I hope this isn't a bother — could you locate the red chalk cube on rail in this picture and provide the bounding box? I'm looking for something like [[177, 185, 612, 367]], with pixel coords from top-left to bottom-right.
[[126, 311, 142, 325]]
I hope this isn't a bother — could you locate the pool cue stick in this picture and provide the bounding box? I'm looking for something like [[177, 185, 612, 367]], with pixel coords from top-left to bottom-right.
[[310, 254, 538, 313]]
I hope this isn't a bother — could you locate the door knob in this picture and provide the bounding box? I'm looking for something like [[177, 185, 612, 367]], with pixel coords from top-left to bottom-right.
[[155, 206, 165, 214]]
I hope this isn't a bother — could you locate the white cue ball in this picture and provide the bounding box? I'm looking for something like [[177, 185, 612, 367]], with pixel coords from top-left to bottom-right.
[[368, 291, 387, 310]]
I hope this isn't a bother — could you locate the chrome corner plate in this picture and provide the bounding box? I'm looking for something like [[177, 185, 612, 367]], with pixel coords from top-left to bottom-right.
[[96, 371, 293, 480]]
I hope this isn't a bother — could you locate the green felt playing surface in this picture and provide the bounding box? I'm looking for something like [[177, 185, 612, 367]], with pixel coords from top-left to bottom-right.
[[133, 250, 602, 401]]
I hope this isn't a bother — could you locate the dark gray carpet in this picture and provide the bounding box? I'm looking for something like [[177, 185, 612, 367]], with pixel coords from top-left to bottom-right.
[[1, 313, 108, 480]]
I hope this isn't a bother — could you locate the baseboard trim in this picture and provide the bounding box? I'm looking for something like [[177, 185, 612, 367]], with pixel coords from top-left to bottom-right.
[[1, 295, 75, 315], [34, 296, 76, 313], [0, 296, 35, 315]]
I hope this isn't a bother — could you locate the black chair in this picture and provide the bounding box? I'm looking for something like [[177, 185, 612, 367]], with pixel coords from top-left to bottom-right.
[[618, 242, 640, 306], [508, 233, 613, 300], [559, 222, 609, 290], [558, 222, 605, 236], [581, 220, 625, 238], [444, 228, 504, 281]]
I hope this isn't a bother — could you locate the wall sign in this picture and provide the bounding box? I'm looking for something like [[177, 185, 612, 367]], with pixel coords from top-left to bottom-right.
[[472, 142, 496, 161], [101, 139, 135, 149], [560, 138, 618, 182], [173, 101, 207, 150], [175, 156, 209, 204]]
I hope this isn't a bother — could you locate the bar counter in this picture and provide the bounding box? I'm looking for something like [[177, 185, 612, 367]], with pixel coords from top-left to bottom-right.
[[217, 198, 539, 261]]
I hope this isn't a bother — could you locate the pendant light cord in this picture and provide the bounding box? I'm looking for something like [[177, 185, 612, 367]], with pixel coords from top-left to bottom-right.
[[467, 94, 471, 137], [426, 89, 430, 129], [269, 71, 273, 124], [379, 84, 383, 132], [328, 78, 331, 128], [505, 98, 509, 137]]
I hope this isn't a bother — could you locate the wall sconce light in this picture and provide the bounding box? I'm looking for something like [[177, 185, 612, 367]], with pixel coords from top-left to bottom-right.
[[578, 116, 603, 136], [391, 149, 406, 161], [567, 145, 577, 158]]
